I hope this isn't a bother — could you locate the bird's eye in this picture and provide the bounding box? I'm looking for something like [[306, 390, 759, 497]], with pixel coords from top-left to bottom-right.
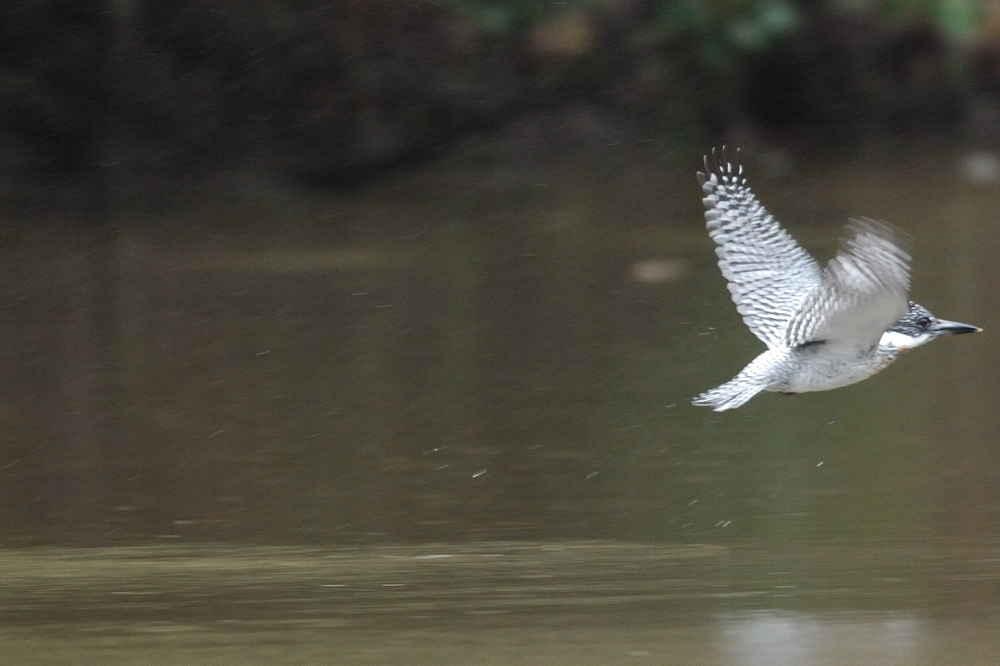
[[918, 316, 932, 327]]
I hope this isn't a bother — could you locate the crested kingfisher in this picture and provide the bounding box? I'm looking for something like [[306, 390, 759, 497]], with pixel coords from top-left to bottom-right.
[[693, 149, 980, 411]]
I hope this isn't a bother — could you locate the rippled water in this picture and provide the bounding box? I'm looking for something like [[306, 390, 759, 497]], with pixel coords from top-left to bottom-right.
[[0, 144, 997, 663], [3, 540, 1000, 665]]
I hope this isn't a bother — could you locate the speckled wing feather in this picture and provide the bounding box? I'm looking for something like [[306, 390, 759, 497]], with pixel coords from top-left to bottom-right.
[[783, 218, 911, 350], [699, 150, 823, 349]]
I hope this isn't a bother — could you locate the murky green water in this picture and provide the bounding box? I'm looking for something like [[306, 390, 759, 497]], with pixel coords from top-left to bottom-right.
[[2, 541, 1000, 665], [2, 540, 1000, 664], [0, 144, 997, 662]]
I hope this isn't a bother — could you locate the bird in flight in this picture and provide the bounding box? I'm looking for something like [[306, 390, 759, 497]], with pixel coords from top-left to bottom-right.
[[693, 149, 980, 411]]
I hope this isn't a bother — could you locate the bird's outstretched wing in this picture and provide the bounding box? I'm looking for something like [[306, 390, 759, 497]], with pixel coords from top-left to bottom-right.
[[699, 149, 822, 349], [784, 218, 911, 350]]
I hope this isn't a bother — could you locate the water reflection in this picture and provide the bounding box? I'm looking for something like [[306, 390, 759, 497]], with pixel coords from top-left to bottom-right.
[[1, 541, 999, 664], [722, 612, 922, 666], [3, 152, 994, 545], [0, 147, 998, 659]]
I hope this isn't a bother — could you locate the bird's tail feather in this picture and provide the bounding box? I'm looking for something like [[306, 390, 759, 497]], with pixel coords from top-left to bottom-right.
[[692, 378, 766, 411]]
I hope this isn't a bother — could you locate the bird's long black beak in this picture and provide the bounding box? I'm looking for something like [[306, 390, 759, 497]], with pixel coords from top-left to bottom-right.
[[932, 319, 982, 335]]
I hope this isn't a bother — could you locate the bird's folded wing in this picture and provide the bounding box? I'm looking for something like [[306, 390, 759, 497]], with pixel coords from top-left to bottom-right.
[[783, 218, 912, 349], [700, 150, 823, 349]]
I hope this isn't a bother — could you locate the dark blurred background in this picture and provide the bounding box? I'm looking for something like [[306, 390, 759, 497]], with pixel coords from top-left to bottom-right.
[[2, 0, 999, 193]]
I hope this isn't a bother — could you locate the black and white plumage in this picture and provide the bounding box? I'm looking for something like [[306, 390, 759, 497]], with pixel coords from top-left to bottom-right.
[[693, 149, 980, 411]]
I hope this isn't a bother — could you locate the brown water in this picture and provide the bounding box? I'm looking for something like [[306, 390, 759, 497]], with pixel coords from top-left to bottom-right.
[[0, 143, 998, 663], [2, 540, 1000, 665]]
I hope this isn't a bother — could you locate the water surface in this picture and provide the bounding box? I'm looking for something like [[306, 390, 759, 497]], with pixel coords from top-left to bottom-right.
[[0, 145, 997, 662]]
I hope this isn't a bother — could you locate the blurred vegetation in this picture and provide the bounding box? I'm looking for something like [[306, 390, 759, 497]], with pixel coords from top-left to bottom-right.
[[658, 0, 802, 69], [446, 0, 985, 66], [0, 0, 997, 191]]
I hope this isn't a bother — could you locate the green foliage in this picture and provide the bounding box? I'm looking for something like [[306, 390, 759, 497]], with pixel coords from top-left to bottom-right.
[[875, 0, 984, 42], [657, 0, 802, 71], [448, 0, 805, 68], [446, 0, 988, 71]]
